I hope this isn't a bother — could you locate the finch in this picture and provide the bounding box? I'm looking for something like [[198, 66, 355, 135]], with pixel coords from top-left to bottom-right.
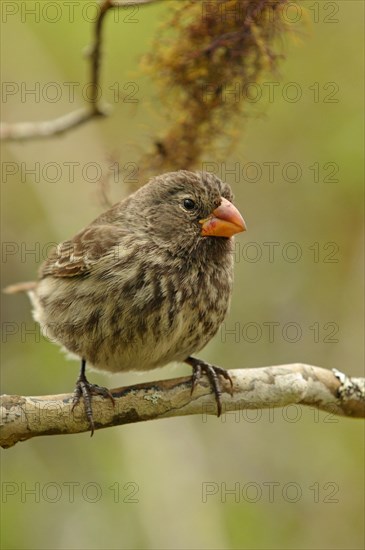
[[5, 170, 246, 433]]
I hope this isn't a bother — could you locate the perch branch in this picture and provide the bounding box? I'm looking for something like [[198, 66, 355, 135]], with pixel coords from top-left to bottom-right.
[[0, 0, 159, 142], [1, 364, 364, 448]]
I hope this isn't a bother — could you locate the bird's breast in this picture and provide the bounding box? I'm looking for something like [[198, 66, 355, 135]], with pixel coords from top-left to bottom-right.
[[34, 245, 234, 373]]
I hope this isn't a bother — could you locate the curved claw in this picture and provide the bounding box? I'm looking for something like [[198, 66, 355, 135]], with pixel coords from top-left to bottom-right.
[[72, 360, 115, 436], [185, 357, 233, 417]]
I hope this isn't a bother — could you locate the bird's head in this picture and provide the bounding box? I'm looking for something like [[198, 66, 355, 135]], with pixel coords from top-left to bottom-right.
[[127, 170, 246, 254]]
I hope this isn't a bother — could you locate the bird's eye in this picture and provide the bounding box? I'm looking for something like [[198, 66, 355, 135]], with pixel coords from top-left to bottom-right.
[[182, 198, 196, 211]]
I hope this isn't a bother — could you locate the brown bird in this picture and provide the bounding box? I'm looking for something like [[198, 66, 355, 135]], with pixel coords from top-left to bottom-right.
[[5, 170, 246, 433]]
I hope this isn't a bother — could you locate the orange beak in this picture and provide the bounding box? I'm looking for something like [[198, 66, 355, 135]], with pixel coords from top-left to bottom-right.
[[200, 197, 246, 238]]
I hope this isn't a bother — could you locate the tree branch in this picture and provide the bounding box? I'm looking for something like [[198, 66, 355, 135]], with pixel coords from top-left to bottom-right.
[[0, 0, 159, 142], [0, 108, 107, 142], [1, 364, 364, 448]]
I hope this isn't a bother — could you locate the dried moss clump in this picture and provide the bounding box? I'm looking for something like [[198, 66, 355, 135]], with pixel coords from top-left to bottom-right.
[[136, 0, 299, 185]]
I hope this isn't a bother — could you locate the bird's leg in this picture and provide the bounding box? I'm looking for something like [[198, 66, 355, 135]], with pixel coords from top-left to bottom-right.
[[184, 356, 233, 417], [71, 359, 115, 436]]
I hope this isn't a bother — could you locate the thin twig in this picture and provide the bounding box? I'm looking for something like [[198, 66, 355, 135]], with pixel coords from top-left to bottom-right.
[[0, 108, 106, 141], [1, 365, 364, 448], [0, 0, 159, 142]]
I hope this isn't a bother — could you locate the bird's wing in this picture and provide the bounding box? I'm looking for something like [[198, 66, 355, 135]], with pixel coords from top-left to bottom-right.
[[40, 225, 125, 278]]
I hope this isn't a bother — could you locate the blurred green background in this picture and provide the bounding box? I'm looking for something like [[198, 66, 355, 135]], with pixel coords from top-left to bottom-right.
[[1, 1, 364, 549]]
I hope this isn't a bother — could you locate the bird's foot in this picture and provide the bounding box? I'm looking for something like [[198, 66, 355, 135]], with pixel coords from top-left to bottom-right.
[[71, 360, 115, 436], [185, 356, 233, 417]]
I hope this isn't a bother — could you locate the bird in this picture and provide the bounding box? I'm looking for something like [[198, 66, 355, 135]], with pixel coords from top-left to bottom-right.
[[5, 170, 246, 434]]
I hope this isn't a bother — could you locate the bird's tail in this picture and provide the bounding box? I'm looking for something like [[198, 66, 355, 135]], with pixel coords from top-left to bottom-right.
[[3, 281, 37, 294]]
